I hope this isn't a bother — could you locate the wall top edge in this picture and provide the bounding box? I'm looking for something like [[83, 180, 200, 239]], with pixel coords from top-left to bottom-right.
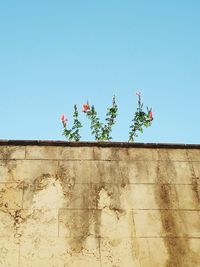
[[0, 140, 199, 149]]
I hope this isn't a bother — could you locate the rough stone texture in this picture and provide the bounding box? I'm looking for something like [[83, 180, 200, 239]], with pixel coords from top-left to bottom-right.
[[0, 142, 200, 267]]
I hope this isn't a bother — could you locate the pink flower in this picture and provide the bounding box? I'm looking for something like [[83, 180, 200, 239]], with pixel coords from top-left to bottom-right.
[[136, 91, 141, 97], [60, 114, 68, 127], [82, 103, 90, 113], [61, 114, 65, 121], [149, 111, 153, 120]]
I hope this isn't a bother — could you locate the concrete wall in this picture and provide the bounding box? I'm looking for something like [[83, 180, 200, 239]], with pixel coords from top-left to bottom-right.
[[0, 141, 200, 267]]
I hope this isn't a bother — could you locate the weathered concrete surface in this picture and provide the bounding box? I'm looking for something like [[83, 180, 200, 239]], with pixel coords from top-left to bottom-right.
[[0, 142, 200, 267]]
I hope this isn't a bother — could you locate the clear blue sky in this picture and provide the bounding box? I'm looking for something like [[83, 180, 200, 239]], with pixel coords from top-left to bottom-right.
[[0, 0, 199, 143]]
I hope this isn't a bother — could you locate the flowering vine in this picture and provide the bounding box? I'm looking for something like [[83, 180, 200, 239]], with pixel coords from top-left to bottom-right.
[[61, 104, 82, 141], [129, 92, 153, 142], [83, 95, 118, 141], [61, 92, 153, 142]]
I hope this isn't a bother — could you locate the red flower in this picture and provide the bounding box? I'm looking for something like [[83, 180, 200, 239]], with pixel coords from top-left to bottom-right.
[[61, 114, 68, 127], [82, 103, 90, 113], [149, 111, 153, 120]]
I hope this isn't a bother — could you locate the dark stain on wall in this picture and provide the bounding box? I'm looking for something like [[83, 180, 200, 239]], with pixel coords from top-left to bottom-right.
[[186, 151, 200, 207], [156, 161, 191, 267]]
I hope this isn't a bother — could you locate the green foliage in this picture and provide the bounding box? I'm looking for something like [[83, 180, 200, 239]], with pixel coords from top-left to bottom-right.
[[129, 94, 153, 142], [62, 105, 82, 141], [85, 95, 118, 141], [61, 93, 153, 142]]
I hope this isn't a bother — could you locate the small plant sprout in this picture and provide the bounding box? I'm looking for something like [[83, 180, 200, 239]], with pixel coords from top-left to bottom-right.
[[61, 105, 82, 141], [129, 92, 153, 142]]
